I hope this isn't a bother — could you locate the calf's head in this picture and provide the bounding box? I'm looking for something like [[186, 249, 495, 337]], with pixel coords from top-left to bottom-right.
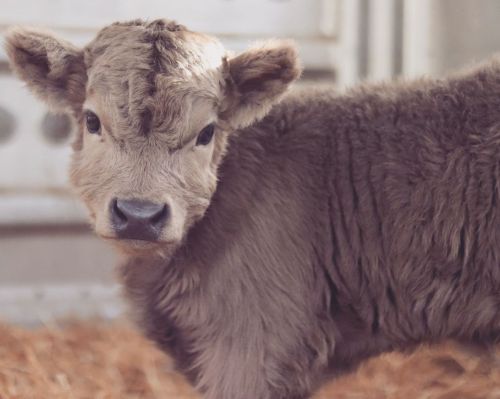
[[5, 20, 300, 254]]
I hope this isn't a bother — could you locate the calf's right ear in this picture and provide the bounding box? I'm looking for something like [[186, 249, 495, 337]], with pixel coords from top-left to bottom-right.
[[4, 27, 86, 112], [220, 40, 301, 129]]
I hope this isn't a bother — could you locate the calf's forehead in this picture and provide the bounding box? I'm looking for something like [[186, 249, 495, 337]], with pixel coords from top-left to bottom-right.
[[84, 21, 226, 86], [82, 21, 225, 140]]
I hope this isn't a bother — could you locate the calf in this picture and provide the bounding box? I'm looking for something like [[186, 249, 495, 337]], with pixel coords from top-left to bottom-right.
[[5, 19, 500, 399]]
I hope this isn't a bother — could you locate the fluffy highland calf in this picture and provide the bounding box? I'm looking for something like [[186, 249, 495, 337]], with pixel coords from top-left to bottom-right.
[[5, 19, 500, 399]]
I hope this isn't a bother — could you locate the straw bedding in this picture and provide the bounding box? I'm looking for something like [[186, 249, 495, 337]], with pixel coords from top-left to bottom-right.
[[0, 320, 499, 399]]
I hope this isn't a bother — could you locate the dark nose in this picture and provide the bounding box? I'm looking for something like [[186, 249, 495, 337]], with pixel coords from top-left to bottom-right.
[[110, 198, 168, 241]]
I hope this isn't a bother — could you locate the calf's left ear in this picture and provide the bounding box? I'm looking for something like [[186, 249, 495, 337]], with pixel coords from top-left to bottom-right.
[[220, 40, 301, 129], [4, 27, 86, 113]]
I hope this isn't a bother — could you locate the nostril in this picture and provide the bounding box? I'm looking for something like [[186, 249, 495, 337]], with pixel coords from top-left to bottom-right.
[[150, 204, 168, 226], [111, 198, 128, 225]]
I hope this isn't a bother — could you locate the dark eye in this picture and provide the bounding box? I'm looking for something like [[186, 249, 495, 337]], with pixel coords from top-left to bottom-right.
[[196, 123, 215, 146], [85, 111, 101, 134]]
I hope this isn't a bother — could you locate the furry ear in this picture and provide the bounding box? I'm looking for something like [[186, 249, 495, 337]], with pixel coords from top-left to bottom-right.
[[4, 27, 86, 112], [220, 40, 301, 128]]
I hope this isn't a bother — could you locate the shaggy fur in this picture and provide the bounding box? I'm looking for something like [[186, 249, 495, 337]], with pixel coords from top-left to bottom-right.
[[5, 19, 500, 399]]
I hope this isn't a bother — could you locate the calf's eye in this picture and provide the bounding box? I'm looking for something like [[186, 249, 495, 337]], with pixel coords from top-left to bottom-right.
[[196, 123, 215, 146], [85, 111, 101, 134]]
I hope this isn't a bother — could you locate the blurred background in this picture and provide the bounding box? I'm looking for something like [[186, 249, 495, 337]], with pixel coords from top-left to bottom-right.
[[1, 0, 500, 325]]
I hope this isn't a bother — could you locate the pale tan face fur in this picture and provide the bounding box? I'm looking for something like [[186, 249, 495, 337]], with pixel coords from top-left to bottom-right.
[[5, 19, 300, 255]]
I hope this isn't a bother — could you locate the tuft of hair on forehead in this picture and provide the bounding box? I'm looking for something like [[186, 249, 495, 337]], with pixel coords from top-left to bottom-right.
[[111, 19, 187, 32], [84, 19, 224, 138], [84, 18, 192, 76]]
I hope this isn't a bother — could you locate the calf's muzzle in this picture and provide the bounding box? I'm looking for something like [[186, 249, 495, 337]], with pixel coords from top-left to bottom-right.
[[110, 198, 168, 241]]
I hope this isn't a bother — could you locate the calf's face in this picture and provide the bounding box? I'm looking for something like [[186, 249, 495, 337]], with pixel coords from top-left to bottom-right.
[[5, 20, 300, 254]]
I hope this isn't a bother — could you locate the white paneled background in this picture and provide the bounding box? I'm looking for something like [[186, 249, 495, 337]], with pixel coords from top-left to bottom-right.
[[0, 0, 499, 324]]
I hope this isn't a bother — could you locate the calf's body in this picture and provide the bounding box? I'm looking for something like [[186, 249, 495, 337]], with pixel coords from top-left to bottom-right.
[[123, 69, 500, 399], [5, 20, 500, 399]]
